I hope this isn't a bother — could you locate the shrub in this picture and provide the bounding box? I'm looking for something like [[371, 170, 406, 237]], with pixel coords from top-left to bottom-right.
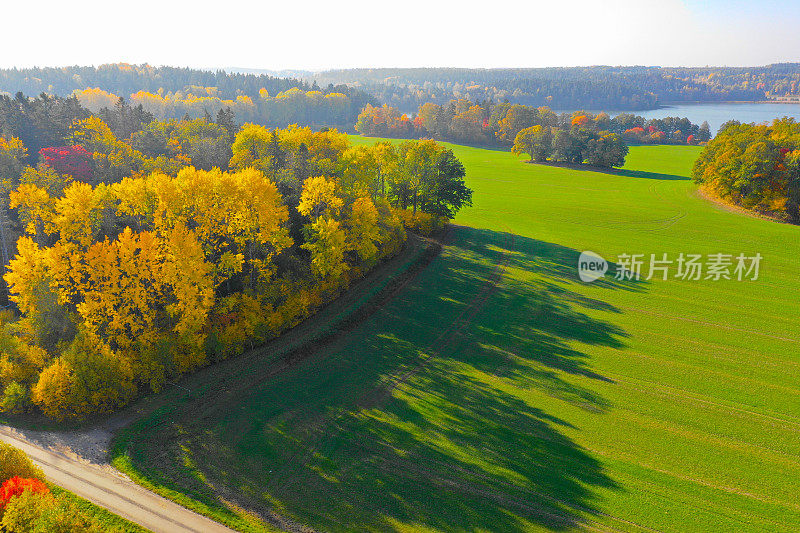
[[2, 490, 103, 532], [0, 489, 46, 530], [32, 334, 137, 421], [0, 443, 43, 485], [0, 382, 29, 414], [394, 209, 447, 236], [0, 477, 50, 512]]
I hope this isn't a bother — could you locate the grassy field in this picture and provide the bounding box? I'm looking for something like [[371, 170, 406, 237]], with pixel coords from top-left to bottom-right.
[[113, 140, 800, 532]]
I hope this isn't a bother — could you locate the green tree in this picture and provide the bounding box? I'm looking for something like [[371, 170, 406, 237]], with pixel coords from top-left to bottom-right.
[[420, 149, 473, 218], [551, 129, 582, 163]]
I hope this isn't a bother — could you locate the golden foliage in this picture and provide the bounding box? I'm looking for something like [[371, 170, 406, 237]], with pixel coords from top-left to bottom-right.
[[2, 125, 444, 420]]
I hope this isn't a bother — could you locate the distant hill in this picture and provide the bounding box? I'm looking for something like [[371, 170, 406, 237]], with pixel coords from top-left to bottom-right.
[[311, 65, 800, 112], [0, 63, 313, 101]]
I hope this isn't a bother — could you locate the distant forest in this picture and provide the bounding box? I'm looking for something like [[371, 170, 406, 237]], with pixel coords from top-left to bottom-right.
[[0, 64, 376, 128], [313, 64, 800, 112]]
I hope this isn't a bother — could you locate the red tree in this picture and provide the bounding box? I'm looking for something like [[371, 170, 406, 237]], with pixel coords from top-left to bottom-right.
[[571, 115, 590, 127], [0, 476, 50, 508], [39, 145, 94, 182]]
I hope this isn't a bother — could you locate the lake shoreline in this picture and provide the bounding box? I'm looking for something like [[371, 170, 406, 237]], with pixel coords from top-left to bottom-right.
[[582, 102, 800, 133], [659, 100, 800, 107]]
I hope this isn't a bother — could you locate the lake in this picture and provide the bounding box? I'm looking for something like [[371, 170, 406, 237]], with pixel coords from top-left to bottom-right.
[[610, 102, 800, 135]]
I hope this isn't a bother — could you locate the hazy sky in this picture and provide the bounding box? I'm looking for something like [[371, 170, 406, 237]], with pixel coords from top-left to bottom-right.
[[1, 0, 797, 70]]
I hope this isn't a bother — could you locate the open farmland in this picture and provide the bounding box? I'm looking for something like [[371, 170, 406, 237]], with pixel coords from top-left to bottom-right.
[[112, 141, 800, 532]]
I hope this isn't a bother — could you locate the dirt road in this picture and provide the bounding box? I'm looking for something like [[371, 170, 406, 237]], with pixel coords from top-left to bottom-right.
[[0, 426, 236, 533]]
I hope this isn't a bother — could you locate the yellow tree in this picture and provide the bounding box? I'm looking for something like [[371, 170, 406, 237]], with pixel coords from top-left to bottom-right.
[[9, 185, 55, 242], [347, 196, 380, 262], [229, 123, 273, 173], [303, 216, 346, 279], [298, 176, 347, 278], [0, 137, 27, 192], [298, 176, 343, 219]]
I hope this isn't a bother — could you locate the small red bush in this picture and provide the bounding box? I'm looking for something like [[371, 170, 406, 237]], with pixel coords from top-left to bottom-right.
[[0, 476, 50, 508]]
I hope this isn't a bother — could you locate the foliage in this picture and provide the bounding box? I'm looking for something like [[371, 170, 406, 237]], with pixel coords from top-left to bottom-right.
[[1, 490, 104, 532], [358, 100, 703, 160], [38, 145, 93, 182], [0, 63, 374, 129], [1, 124, 465, 419], [692, 117, 800, 221], [0, 136, 27, 191], [0, 94, 89, 168], [71, 116, 184, 181], [354, 104, 421, 138], [19, 165, 71, 197], [130, 118, 230, 171], [0, 477, 49, 511], [393, 209, 447, 236], [0, 443, 43, 485], [315, 65, 800, 112], [77, 85, 366, 129], [32, 333, 137, 421], [1, 382, 29, 414], [510, 120, 628, 168]]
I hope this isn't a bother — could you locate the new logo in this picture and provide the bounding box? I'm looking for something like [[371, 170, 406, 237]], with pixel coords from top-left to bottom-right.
[[578, 251, 607, 283]]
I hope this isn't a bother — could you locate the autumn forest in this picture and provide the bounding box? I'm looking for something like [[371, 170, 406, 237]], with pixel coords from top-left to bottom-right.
[[0, 91, 471, 420]]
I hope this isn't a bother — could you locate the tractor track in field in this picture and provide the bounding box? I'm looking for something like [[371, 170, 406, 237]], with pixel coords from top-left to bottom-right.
[[266, 229, 514, 494], [612, 371, 800, 430], [147, 231, 448, 427]]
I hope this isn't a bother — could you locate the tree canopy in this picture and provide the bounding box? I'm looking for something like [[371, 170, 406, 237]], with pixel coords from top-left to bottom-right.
[[692, 118, 800, 222], [0, 116, 471, 420]]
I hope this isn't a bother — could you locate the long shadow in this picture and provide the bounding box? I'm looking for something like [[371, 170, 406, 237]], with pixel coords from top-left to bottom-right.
[[123, 226, 644, 532], [610, 168, 690, 181], [528, 160, 690, 181]]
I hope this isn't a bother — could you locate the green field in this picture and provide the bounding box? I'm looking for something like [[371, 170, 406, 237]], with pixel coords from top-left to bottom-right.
[[113, 141, 800, 532]]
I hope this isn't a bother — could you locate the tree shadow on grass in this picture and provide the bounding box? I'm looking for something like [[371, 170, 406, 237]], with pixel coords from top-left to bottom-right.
[[527, 160, 690, 181], [610, 168, 690, 181], [124, 226, 645, 532]]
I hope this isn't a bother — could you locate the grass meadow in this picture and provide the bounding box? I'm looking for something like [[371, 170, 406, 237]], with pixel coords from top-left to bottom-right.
[[112, 140, 800, 532]]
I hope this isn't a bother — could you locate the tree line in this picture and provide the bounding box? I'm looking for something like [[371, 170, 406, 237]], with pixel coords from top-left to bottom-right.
[[356, 100, 712, 167], [0, 110, 471, 420], [693, 118, 800, 223], [0, 64, 375, 130], [75, 86, 364, 129]]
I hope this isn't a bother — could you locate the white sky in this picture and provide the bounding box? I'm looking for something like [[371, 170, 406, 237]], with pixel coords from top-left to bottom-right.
[[0, 0, 797, 70]]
